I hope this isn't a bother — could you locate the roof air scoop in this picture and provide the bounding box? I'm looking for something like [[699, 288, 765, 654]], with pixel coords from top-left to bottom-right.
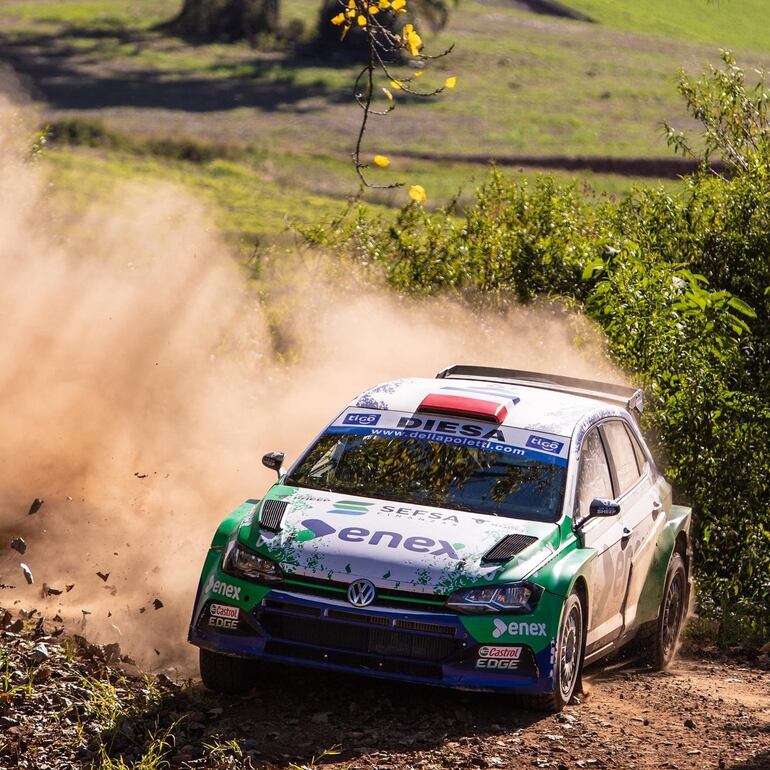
[[417, 393, 509, 424], [482, 533, 538, 563]]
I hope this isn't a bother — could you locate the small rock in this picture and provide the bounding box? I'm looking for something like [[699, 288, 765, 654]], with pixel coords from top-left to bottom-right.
[[10, 537, 26, 554], [20, 563, 33, 584], [29, 643, 49, 664], [8, 619, 23, 633], [152, 598, 164, 610], [96, 571, 110, 582], [28, 498, 44, 515], [33, 665, 52, 683], [684, 718, 696, 729]]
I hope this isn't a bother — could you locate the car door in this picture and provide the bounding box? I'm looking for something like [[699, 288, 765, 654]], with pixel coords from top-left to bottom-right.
[[574, 426, 628, 649], [600, 420, 665, 632]]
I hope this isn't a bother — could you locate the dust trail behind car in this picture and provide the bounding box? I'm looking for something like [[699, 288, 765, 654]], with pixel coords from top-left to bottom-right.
[[0, 95, 624, 671]]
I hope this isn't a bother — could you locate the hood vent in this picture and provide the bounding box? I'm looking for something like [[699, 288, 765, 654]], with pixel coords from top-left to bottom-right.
[[260, 499, 288, 532], [482, 533, 538, 563]]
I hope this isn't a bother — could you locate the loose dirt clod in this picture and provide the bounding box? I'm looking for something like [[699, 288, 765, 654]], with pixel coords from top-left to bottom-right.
[[27, 498, 44, 515], [10, 536, 26, 554]]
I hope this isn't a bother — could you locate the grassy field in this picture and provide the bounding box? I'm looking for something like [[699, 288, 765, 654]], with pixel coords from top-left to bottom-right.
[[567, 0, 770, 51], [0, 0, 763, 240]]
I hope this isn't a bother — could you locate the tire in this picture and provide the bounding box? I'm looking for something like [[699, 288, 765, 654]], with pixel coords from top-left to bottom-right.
[[524, 591, 584, 712], [199, 648, 259, 694], [639, 551, 687, 670]]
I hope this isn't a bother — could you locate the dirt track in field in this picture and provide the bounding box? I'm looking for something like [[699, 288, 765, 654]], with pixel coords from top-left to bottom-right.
[[5, 605, 769, 770]]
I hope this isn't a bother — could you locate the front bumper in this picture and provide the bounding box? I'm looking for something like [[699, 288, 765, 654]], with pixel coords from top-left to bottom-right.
[[189, 588, 556, 694]]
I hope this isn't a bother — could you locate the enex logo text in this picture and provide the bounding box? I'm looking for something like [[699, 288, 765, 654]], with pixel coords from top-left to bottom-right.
[[492, 618, 547, 638], [301, 519, 462, 559]]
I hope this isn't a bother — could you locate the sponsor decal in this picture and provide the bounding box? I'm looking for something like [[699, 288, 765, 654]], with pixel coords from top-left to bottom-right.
[[526, 434, 565, 455], [209, 603, 239, 619], [478, 645, 523, 659], [491, 618, 547, 639], [299, 519, 463, 560], [328, 499, 374, 516], [204, 575, 241, 601], [343, 412, 381, 426], [379, 504, 487, 526], [207, 603, 240, 630]]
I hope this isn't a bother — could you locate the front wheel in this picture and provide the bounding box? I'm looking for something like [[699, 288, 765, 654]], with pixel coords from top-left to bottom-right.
[[525, 591, 584, 712], [199, 648, 259, 694]]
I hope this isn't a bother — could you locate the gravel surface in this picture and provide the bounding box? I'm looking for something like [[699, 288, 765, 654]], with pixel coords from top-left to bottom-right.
[[1, 606, 769, 770]]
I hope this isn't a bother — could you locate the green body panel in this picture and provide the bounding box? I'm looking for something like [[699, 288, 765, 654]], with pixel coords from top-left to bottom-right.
[[635, 504, 692, 625], [460, 588, 565, 656], [211, 501, 259, 549]]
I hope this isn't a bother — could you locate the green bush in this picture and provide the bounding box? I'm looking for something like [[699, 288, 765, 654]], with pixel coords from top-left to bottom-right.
[[310, 52, 770, 643]]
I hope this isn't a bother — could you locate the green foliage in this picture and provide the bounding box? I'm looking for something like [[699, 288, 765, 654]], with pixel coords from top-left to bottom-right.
[[311, 55, 770, 643]]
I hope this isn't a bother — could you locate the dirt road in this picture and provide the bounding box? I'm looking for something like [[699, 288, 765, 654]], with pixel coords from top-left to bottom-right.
[[1, 610, 768, 770]]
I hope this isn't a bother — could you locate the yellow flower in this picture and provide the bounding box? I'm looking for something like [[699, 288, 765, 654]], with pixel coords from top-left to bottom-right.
[[374, 155, 391, 168], [357, 14, 367, 25], [378, 0, 391, 7], [391, 0, 406, 9], [347, 0, 356, 7], [444, 75, 457, 88], [414, 70, 424, 77], [409, 184, 427, 204], [331, 12, 346, 25], [382, 87, 394, 101], [390, 79, 402, 90], [405, 28, 422, 57], [346, 7, 356, 16], [368, 5, 379, 13]]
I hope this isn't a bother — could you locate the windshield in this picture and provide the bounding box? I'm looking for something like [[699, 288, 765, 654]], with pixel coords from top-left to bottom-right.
[[285, 431, 567, 522]]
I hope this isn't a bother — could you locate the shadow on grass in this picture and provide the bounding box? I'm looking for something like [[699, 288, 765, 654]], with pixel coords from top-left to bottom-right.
[[0, 23, 349, 114]]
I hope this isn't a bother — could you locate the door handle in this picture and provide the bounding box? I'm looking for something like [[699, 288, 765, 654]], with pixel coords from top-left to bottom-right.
[[651, 500, 663, 516], [621, 526, 632, 542]]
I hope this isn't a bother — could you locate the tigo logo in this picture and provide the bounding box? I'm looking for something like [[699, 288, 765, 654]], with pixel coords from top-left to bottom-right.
[[343, 412, 381, 426], [526, 434, 564, 455]]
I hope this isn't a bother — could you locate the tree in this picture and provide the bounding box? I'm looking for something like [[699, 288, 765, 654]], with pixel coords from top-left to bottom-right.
[[169, 0, 280, 42]]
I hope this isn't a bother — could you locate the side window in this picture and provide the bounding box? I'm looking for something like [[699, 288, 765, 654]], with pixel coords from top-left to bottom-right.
[[624, 423, 650, 476], [602, 420, 641, 495], [575, 428, 614, 524]]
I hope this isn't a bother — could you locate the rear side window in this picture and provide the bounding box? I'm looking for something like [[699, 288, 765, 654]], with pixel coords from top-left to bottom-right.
[[602, 420, 641, 495], [624, 423, 650, 475], [575, 428, 613, 523]]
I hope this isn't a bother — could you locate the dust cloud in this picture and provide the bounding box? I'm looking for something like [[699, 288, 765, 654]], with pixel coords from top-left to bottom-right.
[[0, 96, 620, 672]]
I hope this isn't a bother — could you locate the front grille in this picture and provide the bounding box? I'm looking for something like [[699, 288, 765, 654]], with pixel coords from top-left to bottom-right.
[[263, 641, 444, 680], [256, 607, 460, 662], [482, 533, 538, 563], [327, 609, 389, 626], [260, 499, 288, 532], [282, 577, 447, 612], [394, 618, 455, 636]]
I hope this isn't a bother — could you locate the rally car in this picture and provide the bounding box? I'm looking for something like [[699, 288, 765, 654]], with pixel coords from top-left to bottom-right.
[[189, 365, 692, 710]]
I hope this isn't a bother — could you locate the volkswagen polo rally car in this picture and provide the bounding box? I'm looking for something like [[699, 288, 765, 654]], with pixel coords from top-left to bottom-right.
[[189, 366, 692, 710]]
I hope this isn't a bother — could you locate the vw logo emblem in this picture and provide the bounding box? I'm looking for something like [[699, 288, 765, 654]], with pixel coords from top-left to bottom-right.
[[347, 578, 376, 608]]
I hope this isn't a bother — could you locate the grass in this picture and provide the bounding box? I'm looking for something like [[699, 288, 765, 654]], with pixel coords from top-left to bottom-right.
[[567, 0, 770, 52]]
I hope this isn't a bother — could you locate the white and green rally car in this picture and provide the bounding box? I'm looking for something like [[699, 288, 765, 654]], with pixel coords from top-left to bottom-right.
[[189, 366, 691, 710]]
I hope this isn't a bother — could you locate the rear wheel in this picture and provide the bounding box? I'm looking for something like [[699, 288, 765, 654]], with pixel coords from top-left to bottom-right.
[[640, 551, 687, 669], [199, 648, 259, 694]]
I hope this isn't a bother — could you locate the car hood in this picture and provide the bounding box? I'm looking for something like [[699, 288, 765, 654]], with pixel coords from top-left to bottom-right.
[[240, 485, 560, 596]]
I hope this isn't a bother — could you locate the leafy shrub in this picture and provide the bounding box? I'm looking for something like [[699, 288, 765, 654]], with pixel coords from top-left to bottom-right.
[[310, 53, 770, 642]]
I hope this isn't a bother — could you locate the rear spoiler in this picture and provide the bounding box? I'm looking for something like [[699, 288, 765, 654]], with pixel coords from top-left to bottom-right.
[[435, 365, 644, 415]]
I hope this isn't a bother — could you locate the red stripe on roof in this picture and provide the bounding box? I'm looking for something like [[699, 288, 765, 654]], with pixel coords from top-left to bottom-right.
[[418, 394, 509, 424]]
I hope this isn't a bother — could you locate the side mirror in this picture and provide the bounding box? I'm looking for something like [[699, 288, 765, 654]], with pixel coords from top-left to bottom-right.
[[589, 498, 621, 518], [262, 451, 285, 477]]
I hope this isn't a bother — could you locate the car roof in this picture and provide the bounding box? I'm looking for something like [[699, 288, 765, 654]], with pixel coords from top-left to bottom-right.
[[350, 377, 628, 438]]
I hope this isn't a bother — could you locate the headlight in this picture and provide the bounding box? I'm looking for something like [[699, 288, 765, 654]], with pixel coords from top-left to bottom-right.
[[446, 582, 542, 614], [222, 541, 282, 583]]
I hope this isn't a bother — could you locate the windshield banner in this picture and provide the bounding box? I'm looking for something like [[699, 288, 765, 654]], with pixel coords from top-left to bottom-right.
[[329, 409, 570, 466]]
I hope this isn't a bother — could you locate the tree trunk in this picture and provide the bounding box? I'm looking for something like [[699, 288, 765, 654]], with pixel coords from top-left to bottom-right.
[[171, 0, 279, 42]]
